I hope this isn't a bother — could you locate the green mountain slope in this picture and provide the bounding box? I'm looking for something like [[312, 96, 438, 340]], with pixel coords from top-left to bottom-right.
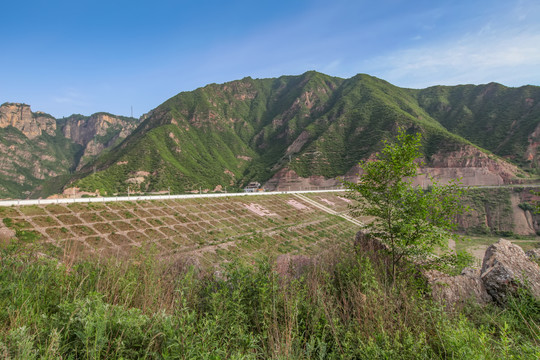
[[416, 83, 540, 170], [70, 71, 534, 196], [4, 72, 538, 198]]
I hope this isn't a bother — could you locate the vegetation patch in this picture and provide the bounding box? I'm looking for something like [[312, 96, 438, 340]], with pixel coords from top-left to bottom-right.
[[45, 227, 72, 240], [99, 210, 122, 221], [93, 222, 117, 234], [111, 221, 134, 231], [31, 216, 60, 227], [18, 205, 47, 216], [44, 204, 72, 215], [70, 225, 96, 237], [56, 214, 83, 225], [79, 212, 105, 223]]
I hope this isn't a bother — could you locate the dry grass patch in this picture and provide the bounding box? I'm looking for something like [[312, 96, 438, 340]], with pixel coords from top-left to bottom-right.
[[147, 208, 167, 216], [111, 221, 134, 231], [4, 218, 32, 229], [173, 224, 191, 234], [85, 236, 111, 250], [109, 233, 131, 246], [45, 204, 72, 215], [45, 227, 72, 240], [119, 210, 136, 219], [129, 219, 151, 230], [0, 207, 22, 217], [70, 225, 96, 237], [104, 202, 127, 210], [79, 212, 105, 223], [146, 218, 165, 227], [85, 202, 108, 211], [159, 227, 179, 237], [99, 210, 122, 221], [159, 217, 177, 226], [67, 203, 92, 212], [126, 231, 149, 243], [157, 207, 177, 216], [31, 216, 60, 227], [144, 228, 165, 239], [19, 206, 47, 216], [56, 214, 83, 225], [132, 208, 152, 218], [173, 214, 190, 223], [93, 222, 117, 234]]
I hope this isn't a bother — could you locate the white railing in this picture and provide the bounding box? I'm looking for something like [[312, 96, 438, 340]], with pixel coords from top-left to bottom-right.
[[0, 188, 346, 207]]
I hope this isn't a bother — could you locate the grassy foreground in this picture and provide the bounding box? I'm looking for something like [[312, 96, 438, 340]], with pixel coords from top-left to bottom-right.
[[0, 240, 539, 359]]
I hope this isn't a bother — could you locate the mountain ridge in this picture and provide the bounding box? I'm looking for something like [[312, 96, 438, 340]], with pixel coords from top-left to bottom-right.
[[2, 71, 539, 199]]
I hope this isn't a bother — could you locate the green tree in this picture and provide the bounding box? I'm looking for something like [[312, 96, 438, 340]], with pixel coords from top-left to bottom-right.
[[344, 129, 466, 283]]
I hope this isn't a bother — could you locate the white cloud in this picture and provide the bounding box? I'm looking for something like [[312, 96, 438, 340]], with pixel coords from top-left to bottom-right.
[[53, 90, 88, 106], [364, 24, 540, 88]]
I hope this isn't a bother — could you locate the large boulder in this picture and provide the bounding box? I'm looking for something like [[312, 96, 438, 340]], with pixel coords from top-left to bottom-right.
[[481, 239, 540, 303], [424, 268, 492, 306]]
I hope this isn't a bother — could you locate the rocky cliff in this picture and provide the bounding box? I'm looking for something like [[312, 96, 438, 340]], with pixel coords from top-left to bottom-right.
[[62, 112, 139, 169], [0, 103, 139, 199], [0, 103, 56, 139]]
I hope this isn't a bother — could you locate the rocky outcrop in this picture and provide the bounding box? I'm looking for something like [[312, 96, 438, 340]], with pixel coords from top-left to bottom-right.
[[481, 239, 540, 303], [62, 113, 139, 169], [265, 144, 520, 191], [424, 268, 492, 306], [0, 103, 56, 139]]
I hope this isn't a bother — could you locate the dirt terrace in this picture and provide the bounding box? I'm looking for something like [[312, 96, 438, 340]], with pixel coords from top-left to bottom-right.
[[1, 193, 365, 266]]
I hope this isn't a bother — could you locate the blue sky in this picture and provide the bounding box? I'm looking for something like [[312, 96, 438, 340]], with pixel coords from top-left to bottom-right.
[[1, 0, 539, 118]]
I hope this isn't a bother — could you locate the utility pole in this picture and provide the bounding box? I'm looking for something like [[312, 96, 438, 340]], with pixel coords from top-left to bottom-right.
[[131, 106, 133, 118]]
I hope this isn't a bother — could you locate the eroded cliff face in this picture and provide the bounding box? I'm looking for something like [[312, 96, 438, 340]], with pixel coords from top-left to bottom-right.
[[62, 113, 139, 169], [265, 145, 521, 191], [416, 145, 520, 187], [0, 103, 56, 139], [525, 121, 540, 168], [0, 103, 140, 199]]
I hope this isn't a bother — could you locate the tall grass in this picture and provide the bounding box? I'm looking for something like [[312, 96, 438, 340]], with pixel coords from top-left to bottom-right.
[[0, 240, 538, 359]]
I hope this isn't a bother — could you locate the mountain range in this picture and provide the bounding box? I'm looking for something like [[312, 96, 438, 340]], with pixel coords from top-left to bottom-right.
[[1, 71, 539, 199]]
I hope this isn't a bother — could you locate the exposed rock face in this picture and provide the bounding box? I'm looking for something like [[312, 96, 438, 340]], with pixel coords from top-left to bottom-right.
[[63, 113, 138, 169], [427, 145, 519, 183], [0, 103, 56, 139], [264, 168, 344, 191], [481, 239, 540, 303], [525, 121, 540, 168], [265, 144, 520, 191], [424, 268, 492, 306]]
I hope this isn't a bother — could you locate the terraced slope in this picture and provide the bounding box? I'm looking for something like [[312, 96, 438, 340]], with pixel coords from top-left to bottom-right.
[[0, 192, 366, 267]]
